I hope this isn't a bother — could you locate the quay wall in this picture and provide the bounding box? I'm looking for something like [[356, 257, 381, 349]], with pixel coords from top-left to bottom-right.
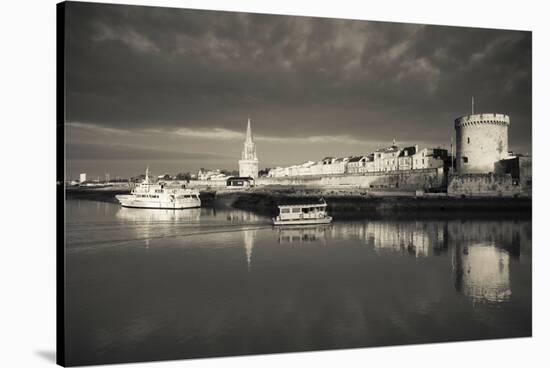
[[256, 168, 446, 191], [447, 173, 526, 197], [187, 179, 227, 188]]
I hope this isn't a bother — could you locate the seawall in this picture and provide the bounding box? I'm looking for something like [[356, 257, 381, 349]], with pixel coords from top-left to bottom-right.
[[257, 168, 446, 191], [213, 190, 531, 219]]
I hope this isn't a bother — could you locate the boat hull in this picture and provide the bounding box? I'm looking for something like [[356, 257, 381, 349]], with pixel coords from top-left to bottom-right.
[[272, 216, 332, 226], [115, 195, 201, 209]]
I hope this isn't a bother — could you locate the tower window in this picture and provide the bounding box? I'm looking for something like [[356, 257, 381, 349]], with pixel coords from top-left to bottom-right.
[[462, 157, 468, 163], [467, 137, 470, 144]]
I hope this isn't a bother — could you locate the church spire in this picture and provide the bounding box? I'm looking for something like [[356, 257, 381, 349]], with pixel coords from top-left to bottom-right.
[[246, 117, 252, 143], [239, 117, 259, 178]]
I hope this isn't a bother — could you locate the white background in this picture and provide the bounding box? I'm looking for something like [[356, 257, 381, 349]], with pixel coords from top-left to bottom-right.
[[0, 0, 548, 367]]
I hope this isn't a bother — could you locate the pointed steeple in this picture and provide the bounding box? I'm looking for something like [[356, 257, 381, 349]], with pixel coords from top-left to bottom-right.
[[246, 117, 253, 143], [239, 117, 259, 178]]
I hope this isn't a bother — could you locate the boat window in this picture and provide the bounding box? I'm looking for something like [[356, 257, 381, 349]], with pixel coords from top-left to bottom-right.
[[292, 208, 301, 213], [281, 208, 290, 214]]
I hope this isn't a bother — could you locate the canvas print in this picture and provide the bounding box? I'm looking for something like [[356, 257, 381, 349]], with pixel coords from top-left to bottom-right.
[[57, 1, 532, 366]]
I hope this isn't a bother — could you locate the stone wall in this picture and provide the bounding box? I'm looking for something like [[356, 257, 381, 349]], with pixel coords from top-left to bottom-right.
[[187, 179, 227, 188], [494, 156, 532, 196], [447, 173, 525, 197], [257, 168, 446, 191]]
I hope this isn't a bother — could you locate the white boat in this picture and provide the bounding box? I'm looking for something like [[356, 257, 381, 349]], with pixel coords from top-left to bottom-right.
[[115, 168, 201, 209], [272, 198, 332, 226]]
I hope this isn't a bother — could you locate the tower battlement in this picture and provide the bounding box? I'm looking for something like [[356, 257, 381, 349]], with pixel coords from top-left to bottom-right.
[[454, 113, 510, 128]]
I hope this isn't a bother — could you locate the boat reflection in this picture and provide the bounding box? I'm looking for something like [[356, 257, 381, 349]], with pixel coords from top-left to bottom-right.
[[116, 207, 201, 223], [115, 207, 201, 248], [277, 225, 329, 244]]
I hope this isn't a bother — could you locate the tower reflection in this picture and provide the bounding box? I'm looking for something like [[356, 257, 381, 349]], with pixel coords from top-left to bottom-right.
[[453, 241, 511, 303], [243, 228, 256, 271]]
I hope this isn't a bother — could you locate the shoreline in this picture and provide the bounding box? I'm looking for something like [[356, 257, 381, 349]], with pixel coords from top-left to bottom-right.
[[65, 186, 532, 220]]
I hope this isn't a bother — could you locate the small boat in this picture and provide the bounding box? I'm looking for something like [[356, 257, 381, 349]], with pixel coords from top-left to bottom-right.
[[116, 167, 201, 209], [272, 198, 332, 226]]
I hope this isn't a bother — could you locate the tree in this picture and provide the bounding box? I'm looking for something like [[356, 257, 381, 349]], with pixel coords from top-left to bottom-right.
[[221, 169, 239, 177], [175, 172, 191, 181], [259, 168, 271, 177]]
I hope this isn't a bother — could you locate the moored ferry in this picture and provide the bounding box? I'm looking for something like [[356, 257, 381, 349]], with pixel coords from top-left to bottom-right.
[[116, 168, 201, 209], [273, 198, 332, 226]]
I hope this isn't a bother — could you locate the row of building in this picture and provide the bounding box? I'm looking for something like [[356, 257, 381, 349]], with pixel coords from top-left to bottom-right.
[[267, 143, 449, 178]]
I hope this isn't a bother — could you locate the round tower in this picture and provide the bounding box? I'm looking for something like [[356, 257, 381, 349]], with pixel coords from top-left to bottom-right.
[[454, 113, 510, 174]]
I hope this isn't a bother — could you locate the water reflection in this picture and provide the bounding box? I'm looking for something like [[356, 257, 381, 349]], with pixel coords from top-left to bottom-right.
[[225, 210, 263, 223], [116, 207, 201, 223], [115, 207, 201, 248], [65, 199, 531, 364], [453, 242, 512, 303], [268, 219, 528, 304], [69, 200, 529, 307], [363, 221, 447, 257], [277, 226, 329, 244], [243, 228, 256, 270]]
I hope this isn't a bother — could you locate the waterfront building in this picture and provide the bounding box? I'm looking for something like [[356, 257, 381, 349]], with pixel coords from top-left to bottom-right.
[[197, 168, 224, 181], [238, 118, 259, 178], [347, 156, 369, 174], [79, 173, 87, 183], [265, 143, 448, 179], [412, 148, 448, 170], [226, 176, 254, 188], [374, 142, 400, 172], [397, 146, 417, 171]]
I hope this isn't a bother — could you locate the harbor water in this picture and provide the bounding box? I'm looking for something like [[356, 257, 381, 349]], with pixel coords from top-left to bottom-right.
[[65, 199, 532, 366]]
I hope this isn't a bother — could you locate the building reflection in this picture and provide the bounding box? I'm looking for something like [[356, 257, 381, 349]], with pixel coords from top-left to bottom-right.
[[274, 219, 526, 304], [453, 241, 511, 303], [277, 226, 329, 244], [363, 221, 448, 257], [226, 210, 262, 223]]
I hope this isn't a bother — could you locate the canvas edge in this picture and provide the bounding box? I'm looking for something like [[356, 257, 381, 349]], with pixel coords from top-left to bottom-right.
[[56, 1, 67, 366]]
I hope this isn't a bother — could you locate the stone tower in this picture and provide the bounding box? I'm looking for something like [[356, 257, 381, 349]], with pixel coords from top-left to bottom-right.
[[454, 113, 510, 174], [238, 118, 259, 178]]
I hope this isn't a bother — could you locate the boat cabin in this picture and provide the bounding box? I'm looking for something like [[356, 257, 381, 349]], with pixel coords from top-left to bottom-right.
[[276, 201, 328, 222]]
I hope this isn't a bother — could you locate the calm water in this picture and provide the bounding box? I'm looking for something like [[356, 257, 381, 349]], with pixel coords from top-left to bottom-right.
[[65, 199, 532, 366]]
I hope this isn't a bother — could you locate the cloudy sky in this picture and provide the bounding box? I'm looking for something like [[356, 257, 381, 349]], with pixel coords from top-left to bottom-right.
[[64, 2, 531, 179]]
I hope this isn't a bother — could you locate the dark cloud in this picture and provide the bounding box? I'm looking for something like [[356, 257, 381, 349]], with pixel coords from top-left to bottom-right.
[[64, 1, 532, 176], [67, 142, 229, 161]]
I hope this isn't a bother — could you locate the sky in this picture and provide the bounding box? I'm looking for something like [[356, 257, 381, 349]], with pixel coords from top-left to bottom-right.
[[64, 2, 532, 179]]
